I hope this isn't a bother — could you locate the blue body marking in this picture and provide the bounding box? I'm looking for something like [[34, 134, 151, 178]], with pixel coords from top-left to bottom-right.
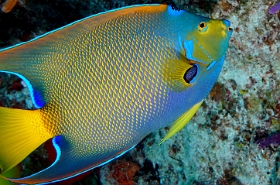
[[52, 136, 63, 166], [32, 90, 45, 108], [206, 61, 217, 70], [0, 70, 45, 108], [167, 5, 185, 16]]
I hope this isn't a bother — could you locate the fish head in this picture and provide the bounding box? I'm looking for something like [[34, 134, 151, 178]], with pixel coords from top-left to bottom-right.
[[180, 15, 233, 66], [162, 9, 233, 120]]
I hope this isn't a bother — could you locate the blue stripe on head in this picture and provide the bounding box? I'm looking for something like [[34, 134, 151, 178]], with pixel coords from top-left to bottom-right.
[[223, 19, 231, 27], [184, 40, 194, 60]]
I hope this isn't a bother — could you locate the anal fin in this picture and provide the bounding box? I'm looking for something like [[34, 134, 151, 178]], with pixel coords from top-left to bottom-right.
[[160, 100, 203, 144], [9, 135, 136, 185]]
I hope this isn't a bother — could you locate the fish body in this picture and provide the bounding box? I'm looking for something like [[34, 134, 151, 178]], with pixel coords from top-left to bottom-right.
[[0, 4, 232, 184]]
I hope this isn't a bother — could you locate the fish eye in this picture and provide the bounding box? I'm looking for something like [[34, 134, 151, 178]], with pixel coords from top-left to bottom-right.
[[184, 64, 198, 84], [198, 22, 208, 32]]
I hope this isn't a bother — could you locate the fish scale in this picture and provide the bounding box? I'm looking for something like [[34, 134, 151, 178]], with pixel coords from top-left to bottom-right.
[[49, 13, 172, 155]]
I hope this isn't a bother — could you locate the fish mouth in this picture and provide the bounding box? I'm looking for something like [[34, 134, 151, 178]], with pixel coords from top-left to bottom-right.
[[223, 19, 233, 36]]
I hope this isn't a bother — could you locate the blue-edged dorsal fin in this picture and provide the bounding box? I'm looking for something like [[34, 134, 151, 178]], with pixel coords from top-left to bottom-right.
[[0, 4, 164, 109]]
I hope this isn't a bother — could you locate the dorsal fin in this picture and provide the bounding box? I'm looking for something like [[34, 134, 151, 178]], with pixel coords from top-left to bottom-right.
[[0, 4, 166, 108]]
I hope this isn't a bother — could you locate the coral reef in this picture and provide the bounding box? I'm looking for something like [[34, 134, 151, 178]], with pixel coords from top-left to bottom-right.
[[0, 0, 279, 184], [100, 159, 140, 185]]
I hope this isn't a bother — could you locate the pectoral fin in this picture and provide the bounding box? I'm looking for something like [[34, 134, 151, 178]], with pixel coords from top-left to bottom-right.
[[160, 100, 203, 144]]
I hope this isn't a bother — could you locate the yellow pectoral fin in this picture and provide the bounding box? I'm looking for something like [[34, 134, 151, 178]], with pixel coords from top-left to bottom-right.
[[160, 100, 203, 144], [162, 54, 193, 92], [0, 107, 53, 174]]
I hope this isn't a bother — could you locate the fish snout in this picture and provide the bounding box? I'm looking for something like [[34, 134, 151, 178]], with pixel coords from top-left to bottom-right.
[[222, 19, 233, 35]]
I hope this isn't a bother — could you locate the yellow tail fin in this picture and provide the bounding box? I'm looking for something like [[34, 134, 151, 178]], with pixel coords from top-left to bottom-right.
[[0, 107, 52, 174]]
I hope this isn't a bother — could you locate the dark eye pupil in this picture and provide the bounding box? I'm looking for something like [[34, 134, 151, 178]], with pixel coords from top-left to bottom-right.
[[200, 23, 205, 28], [184, 64, 198, 84]]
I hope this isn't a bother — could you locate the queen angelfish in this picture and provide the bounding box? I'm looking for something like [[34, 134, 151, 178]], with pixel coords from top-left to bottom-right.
[[0, 4, 232, 184]]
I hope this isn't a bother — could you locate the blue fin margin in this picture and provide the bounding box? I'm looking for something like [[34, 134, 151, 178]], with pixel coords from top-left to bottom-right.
[[0, 70, 45, 108], [10, 135, 136, 185]]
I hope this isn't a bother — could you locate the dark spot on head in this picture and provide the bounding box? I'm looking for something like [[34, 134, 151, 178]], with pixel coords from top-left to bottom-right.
[[184, 64, 198, 84]]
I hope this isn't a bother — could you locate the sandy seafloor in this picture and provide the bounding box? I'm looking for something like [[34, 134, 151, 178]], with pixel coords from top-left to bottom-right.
[[0, 0, 279, 184]]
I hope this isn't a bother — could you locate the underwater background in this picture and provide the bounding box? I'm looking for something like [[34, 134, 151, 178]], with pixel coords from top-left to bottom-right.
[[0, 0, 279, 184]]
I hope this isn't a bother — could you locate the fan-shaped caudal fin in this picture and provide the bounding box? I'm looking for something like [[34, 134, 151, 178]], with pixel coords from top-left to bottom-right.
[[0, 106, 53, 175]]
